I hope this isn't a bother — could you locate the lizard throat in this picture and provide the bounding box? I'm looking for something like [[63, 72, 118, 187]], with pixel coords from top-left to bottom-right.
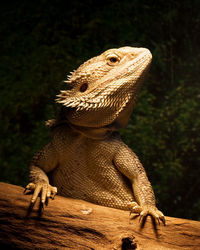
[[68, 122, 117, 140]]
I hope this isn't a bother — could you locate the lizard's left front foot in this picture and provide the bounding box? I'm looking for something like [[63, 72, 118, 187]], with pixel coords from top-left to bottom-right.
[[128, 202, 165, 225]]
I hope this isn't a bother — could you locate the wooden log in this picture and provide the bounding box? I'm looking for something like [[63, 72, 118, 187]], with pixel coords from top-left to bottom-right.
[[0, 182, 200, 249]]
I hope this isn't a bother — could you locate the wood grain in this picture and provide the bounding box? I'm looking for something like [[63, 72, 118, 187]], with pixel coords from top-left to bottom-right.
[[0, 182, 199, 249]]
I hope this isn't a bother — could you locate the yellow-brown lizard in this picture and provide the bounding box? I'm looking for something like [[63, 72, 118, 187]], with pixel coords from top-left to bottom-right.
[[25, 47, 165, 225]]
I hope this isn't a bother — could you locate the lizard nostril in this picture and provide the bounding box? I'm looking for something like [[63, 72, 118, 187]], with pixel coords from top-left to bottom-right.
[[80, 83, 88, 92]]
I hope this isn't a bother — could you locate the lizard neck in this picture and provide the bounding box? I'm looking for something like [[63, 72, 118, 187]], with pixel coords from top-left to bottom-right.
[[47, 117, 117, 140], [68, 122, 117, 140]]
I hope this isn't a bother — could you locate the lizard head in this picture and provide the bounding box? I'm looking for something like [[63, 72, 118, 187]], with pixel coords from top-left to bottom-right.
[[56, 46, 152, 128]]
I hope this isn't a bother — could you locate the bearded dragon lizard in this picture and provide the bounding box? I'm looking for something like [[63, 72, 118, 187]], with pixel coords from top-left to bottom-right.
[[25, 46, 165, 225]]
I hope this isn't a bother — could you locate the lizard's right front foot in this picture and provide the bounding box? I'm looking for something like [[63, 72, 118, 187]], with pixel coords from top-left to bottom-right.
[[24, 182, 57, 207]]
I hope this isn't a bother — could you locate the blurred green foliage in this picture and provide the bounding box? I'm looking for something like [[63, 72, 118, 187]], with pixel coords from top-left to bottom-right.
[[0, 0, 199, 220]]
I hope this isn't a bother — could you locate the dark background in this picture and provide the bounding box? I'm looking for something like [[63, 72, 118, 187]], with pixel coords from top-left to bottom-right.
[[0, 0, 200, 220]]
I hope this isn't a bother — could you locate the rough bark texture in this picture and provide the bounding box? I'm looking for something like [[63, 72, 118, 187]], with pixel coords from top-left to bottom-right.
[[0, 182, 199, 249]]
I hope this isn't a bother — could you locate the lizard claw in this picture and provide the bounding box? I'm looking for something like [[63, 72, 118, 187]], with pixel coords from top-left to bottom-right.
[[24, 182, 57, 207], [24, 183, 36, 193], [128, 202, 165, 226]]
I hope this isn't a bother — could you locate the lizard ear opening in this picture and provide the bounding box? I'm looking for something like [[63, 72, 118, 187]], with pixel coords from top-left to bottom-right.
[[79, 83, 88, 92]]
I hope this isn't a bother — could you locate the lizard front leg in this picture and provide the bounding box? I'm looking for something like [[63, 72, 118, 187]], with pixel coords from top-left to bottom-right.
[[25, 166, 57, 206], [24, 142, 58, 209], [114, 143, 165, 225]]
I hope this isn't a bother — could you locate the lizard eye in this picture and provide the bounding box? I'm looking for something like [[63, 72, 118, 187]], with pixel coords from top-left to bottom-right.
[[109, 57, 118, 63], [79, 83, 88, 92], [106, 54, 120, 66]]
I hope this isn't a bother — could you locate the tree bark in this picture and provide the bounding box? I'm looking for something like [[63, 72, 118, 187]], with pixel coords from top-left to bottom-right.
[[0, 182, 199, 249]]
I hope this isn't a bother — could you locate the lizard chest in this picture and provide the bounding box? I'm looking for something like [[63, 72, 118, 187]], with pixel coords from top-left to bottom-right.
[[50, 131, 134, 208], [51, 134, 114, 190]]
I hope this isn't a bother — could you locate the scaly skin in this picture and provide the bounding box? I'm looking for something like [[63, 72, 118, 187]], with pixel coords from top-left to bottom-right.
[[25, 47, 165, 225]]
